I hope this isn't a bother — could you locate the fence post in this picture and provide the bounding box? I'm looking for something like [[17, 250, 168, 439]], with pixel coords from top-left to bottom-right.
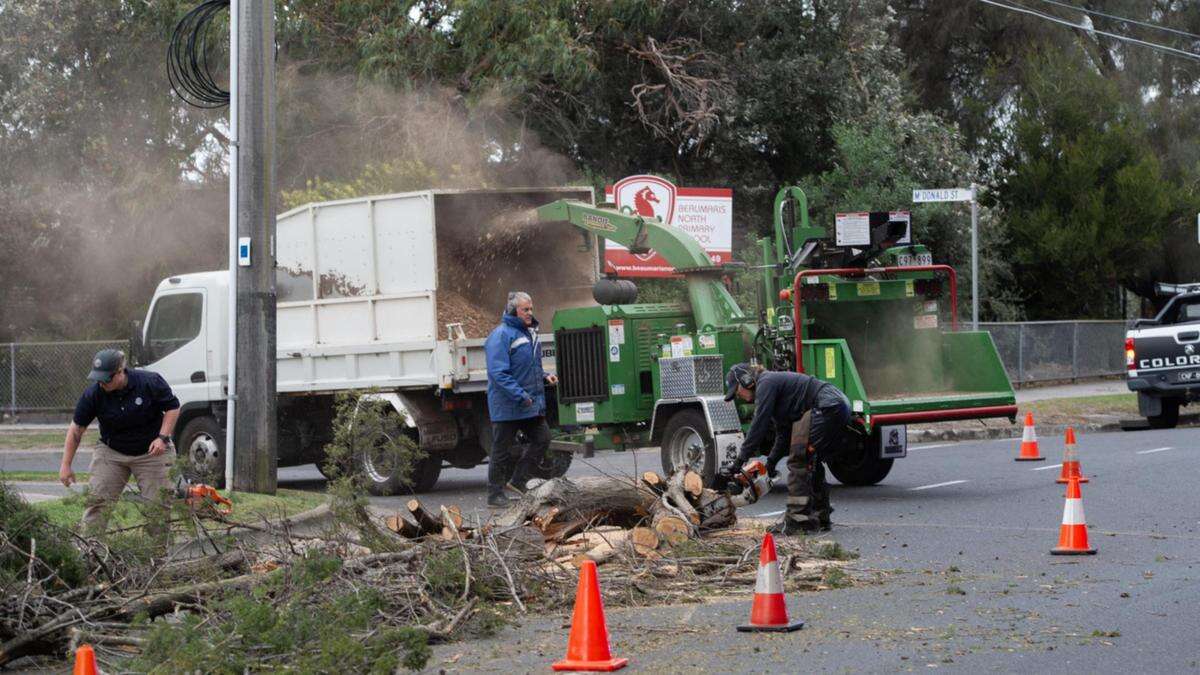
[[1071, 322, 1079, 382], [8, 343, 15, 416], [1017, 323, 1025, 384]]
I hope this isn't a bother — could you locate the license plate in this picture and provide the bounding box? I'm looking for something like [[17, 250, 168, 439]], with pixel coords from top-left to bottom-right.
[[879, 425, 907, 458]]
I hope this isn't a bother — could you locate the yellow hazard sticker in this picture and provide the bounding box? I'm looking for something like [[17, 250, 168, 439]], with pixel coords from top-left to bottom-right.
[[767, 307, 776, 323], [825, 348, 836, 379], [857, 281, 880, 296], [829, 283, 838, 300], [905, 280, 914, 297]]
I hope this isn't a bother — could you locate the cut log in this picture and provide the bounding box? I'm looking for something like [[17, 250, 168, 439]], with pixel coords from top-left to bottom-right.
[[542, 519, 588, 543], [663, 471, 701, 525], [682, 470, 704, 500], [630, 527, 660, 556], [385, 514, 424, 539], [571, 529, 631, 566], [641, 471, 666, 496], [442, 505, 463, 530], [407, 499, 443, 535], [531, 506, 560, 532], [650, 508, 691, 545], [493, 476, 657, 528]]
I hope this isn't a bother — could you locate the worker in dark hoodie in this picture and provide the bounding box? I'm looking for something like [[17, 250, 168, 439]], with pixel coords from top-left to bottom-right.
[[720, 363, 850, 534]]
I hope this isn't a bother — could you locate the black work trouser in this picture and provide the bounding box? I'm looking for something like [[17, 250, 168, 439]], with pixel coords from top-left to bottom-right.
[[488, 416, 551, 497], [785, 388, 851, 524]]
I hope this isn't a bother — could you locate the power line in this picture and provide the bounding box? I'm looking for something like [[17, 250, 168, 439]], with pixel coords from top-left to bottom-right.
[[1030, 0, 1200, 42], [974, 0, 1200, 63]]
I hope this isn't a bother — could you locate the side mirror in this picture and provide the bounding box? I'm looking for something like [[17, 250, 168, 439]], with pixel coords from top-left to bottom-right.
[[129, 320, 144, 366]]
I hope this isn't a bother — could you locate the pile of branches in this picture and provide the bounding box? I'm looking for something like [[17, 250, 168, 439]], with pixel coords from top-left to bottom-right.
[[1, 473, 863, 672]]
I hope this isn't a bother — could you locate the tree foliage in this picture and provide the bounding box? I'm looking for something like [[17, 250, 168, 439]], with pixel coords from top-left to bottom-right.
[[4, 0, 1200, 338]]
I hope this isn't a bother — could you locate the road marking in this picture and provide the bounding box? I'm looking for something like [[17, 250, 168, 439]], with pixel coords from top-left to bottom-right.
[[909, 480, 969, 491], [754, 509, 785, 518], [910, 443, 956, 450], [1031, 463, 1063, 471], [1137, 446, 1173, 455]]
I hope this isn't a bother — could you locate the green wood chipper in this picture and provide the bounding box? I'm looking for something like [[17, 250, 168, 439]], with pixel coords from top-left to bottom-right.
[[537, 186, 1016, 486]]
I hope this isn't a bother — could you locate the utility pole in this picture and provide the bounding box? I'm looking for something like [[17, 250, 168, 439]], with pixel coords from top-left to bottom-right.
[[232, 0, 277, 493]]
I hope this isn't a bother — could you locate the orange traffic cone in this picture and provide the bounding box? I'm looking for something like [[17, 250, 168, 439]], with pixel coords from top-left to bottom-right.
[[1056, 427, 1089, 484], [1051, 476, 1096, 555], [552, 560, 628, 672], [737, 533, 805, 632], [1015, 412, 1045, 461], [73, 644, 98, 675]]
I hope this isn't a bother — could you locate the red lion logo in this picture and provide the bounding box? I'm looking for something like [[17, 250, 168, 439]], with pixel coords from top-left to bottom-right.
[[633, 186, 661, 218]]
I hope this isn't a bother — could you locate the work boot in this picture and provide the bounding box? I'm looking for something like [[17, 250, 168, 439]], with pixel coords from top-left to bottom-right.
[[817, 505, 834, 532], [487, 493, 511, 508], [768, 514, 820, 536]]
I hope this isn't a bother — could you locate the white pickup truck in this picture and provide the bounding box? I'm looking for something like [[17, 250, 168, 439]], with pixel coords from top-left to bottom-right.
[[1125, 282, 1200, 428], [131, 187, 597, 493]]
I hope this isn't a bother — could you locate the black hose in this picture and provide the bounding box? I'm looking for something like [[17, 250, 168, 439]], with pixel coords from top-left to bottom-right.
[[167, 0, 231, 108]]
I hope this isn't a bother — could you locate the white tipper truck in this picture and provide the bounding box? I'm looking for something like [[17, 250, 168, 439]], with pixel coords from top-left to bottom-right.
[[130, 187, 598, 494]]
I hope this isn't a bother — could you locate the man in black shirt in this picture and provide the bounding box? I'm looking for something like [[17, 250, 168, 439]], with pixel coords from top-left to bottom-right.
[[720, 363, 851, 535], [59, 349, 181, 533]]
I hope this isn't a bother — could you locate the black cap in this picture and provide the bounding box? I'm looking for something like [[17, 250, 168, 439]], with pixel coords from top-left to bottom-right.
[[724, 362, 756, 401], [87, 349, 125, 383]]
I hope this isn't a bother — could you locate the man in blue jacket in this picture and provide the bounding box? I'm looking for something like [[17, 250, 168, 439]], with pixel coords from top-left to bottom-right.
[[485, 291, 558, 507]]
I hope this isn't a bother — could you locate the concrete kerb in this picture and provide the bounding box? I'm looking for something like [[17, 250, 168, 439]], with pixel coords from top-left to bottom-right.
[[170, 501, 334, 559]]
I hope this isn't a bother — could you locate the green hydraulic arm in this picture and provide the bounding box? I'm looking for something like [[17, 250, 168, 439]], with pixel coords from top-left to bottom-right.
[[537, 200, 751, 338]]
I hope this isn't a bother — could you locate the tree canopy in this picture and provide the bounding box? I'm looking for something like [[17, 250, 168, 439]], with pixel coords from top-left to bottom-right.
[[3, 0, 1200, 339]]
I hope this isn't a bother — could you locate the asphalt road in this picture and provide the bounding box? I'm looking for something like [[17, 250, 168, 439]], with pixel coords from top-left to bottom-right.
[[6, 423, 1198, 672]]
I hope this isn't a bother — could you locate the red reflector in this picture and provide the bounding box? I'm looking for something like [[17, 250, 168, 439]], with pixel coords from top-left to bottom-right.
[[612, 435, 622, 444]]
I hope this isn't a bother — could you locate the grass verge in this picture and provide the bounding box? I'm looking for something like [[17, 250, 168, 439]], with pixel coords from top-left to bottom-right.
[[1019, 393, 1138, 420], [0, 470, 90, 482], [0, 430, 96, 450], [32, 488, 327, 530]]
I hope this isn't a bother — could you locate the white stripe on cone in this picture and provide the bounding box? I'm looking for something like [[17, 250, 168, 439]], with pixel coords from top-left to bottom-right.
[[755, 560, 783, 594], [1061, 498, 1085, 525], [1022, 424, 1036, 442]]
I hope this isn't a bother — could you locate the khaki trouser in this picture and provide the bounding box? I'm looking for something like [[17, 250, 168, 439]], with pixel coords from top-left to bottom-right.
[[84, 441, 176, 535]]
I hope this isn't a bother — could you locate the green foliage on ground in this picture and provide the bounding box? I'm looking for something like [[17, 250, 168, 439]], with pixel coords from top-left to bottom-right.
[[0, 481, 87, 587], [130, 554, 431, 673]]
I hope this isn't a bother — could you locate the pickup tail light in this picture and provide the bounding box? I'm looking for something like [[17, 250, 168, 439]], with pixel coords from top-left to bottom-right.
[[1125, 338, 1136, 369]]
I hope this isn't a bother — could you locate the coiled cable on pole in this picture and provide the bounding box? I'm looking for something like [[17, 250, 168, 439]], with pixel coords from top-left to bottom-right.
[[168, 0, 231, 108]]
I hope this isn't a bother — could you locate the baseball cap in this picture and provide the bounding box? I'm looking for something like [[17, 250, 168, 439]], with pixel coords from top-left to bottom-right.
[[87, 349, 126, 383], [724, 362, 756, 401]]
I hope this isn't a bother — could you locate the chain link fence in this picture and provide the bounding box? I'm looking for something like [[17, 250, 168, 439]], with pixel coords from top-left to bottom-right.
[[0, 324, 1125, 412], [2, 340, 129, 413], [981, 321, 1126, 385]]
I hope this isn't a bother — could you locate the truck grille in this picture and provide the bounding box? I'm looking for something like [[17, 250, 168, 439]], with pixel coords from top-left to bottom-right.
[[555, 327, 609, 403]]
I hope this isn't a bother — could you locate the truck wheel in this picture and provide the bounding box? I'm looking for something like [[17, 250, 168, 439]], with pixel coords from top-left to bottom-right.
[[660, 408, 716, 484], [179, 416, 225, 488], [1148, 398, 1181, 429], [356, 429, 442, 495], [828, 452, 894, 486]]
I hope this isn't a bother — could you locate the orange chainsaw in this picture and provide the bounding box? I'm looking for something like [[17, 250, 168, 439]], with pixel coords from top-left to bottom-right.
[[174, 480, 233, 515]]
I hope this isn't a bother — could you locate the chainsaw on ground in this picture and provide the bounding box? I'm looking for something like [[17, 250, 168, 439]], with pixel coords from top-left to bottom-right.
[[173, 478, 233, 516]]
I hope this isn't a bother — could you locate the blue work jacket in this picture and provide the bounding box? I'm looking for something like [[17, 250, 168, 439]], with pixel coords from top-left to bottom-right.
[[485, 314, 547, 421]]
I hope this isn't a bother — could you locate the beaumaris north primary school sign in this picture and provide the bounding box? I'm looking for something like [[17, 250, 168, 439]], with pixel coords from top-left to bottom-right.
[[604, 175, 733, 278]]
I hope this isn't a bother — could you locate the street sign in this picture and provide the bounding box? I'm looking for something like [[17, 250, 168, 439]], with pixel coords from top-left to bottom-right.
[[913, 188, 975, 203]]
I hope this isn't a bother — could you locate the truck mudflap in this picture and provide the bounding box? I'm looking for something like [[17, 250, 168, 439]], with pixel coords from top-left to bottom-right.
[[650, 395, 743, 440]]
